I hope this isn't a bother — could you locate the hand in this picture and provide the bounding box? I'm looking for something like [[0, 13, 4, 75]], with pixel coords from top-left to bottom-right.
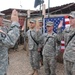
[[0, 30, 6, 34], [21, 25, 25, 31], [11, 9, 19, 22], [58, 21, 63, 28], [36, 28, 39, 32], [36, 26, 40, 32], [38, 48, 41, 52]]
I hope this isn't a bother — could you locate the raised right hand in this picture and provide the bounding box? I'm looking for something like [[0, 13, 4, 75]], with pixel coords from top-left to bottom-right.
[[58, 20, 63, 28], [36, 25, 40, 32], [0, 30, 6, 34], [38, 48, 41, 52], [21, 25, 25, 31], [11, 9, 19, 22]]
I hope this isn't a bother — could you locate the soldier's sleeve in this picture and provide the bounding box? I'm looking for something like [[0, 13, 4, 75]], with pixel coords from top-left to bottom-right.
[[36, 30, 42, 42], [2, 22, 20, 48], [57, 28, 65, 41], [20, 29, 28, 41], [56, 27, 65, 56], [55, 28, 67, 56], [38, 34, 44, 48], [24, 31, 28, 39], [55, 34, 61, 56]]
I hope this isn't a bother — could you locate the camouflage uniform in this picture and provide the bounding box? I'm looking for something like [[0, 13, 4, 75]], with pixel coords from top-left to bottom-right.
[[39, 21, 60, 75], [57, 11, 75, 75], [25, 20, 41, 70], [26, 28, 41, 70], [0, 22, 20, 75], [58, 26, 75, 75], [38, 19, 43, 66]]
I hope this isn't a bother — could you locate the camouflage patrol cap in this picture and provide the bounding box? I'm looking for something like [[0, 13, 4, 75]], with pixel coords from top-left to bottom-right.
[[38, 19, 43, 23], [30, 19, 36, 23], [0, 12, 5, 16], [68, 11, 75, 18], [46, 21, 54, 27]]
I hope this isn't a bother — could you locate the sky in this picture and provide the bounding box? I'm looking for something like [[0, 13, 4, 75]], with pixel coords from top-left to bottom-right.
[[0, 0, 75, 11]]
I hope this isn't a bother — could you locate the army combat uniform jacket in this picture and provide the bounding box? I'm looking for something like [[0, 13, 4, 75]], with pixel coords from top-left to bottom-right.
[[58, 26, 75, 62], [26, 28, 41, 51], [0, 22, 20, 75], [39, 31, 60, 58]]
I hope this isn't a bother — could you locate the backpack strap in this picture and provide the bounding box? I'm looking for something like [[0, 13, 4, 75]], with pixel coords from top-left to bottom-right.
[[67, 33, 75, 45], [30, 31, 38, 45]]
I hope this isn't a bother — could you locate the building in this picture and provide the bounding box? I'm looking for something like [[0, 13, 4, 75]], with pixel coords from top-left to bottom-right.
[[1, 3, 75, 28], [1, 8, 34, 28]]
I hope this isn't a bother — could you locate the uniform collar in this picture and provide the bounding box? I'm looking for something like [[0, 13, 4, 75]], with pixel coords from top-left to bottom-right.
[[47, 31, 54, 37], [30, 28, 36, 32]]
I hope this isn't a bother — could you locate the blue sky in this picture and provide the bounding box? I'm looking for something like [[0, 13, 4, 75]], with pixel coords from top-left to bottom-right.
[[0, 0, 75, 11]]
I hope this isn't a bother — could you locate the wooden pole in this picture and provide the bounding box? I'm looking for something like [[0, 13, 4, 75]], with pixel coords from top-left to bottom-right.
[[42, 4, 46, 18], [48, 0, 50, 18]]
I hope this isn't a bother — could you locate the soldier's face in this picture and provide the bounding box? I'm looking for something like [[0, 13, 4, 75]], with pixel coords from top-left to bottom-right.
[[39, 22, 43, 27], [47, 26, 53, 32], [0, 16, 3, 26], [69, 17, 75, 27], [30, 22, 36, 29]]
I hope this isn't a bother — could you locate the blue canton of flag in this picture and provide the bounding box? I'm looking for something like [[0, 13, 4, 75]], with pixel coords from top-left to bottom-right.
[[43, 16, 66, 33]]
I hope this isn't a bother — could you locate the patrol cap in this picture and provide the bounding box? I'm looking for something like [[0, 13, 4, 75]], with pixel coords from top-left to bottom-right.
[[46, 21, 54, 27], [30, 19, 36, 23], [0, 12, 5, 16], [68, 11, 75, 18], [38, 19, 43, 23]]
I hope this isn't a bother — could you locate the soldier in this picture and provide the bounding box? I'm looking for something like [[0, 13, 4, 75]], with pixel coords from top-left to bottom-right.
[[38, 21, 60, 75], [25, 19, 41, 75], [12, 13, 26, 51], [58, 11, 75, 75], [38, 19, 43, 34], [38, 19, 43, 66], [18, 13, 25, 45], [0, 10, 20, 75]]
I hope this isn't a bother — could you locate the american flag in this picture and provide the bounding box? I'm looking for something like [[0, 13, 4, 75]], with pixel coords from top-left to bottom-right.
[[43, 16, 70, 52]]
